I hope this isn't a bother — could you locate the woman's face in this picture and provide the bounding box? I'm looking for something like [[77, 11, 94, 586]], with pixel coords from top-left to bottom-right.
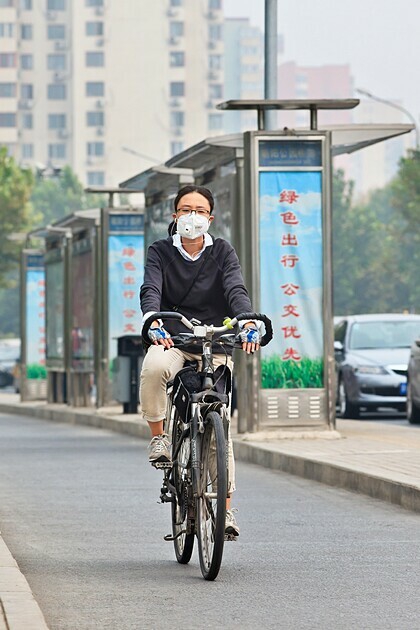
[[172, 191, 214, 223]]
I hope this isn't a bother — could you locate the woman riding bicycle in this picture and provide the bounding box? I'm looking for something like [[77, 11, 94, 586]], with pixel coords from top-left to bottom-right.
[[139, 184, 261, 537]]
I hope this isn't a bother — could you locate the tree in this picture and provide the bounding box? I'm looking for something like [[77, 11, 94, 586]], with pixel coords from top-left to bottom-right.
[[0, 147, 34, 288], [30, 165, 107, 225], [332, 170, 393, 315]]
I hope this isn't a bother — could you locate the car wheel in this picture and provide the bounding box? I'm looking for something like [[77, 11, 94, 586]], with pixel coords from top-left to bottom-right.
[[338, 378, 360, 419], [407, 381, 420, 424]]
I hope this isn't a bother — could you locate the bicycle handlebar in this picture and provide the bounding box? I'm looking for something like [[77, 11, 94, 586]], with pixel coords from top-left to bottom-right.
[[141, 311, 273, 348]]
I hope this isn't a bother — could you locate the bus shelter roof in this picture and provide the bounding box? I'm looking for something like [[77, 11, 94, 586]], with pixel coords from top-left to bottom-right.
[[119, 123, 414, 188]]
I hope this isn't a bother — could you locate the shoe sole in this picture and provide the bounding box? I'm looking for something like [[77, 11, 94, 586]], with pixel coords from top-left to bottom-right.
[[225, 527, 239, 537]]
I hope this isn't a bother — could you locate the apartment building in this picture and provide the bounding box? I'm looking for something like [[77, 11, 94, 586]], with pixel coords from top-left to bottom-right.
[[0, 0, 224, 186], [223, 17, 264, 134]]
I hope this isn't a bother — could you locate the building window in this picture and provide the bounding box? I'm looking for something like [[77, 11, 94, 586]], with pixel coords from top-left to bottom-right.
[[48, 54, 66, 70], [86, 111, 104, 126], [20, 0, 33, 8], [86, 22, 103, 36], [20, 24, 33, 39], [22, 144, 33, 159], [170, 82, 185, 97], [170, 141, 184, 155], [48, 84, 66, 99], [20, 54, 33, 70], [86, 81, 104, 97], [209, 54, 222, 70], [48, 113, 66, 129], [47, 0, 66, 9], [86, 52, 104, 67], [208, 114, 223, 130], [209, 84, 223, 99], [0, 0, 14, 6], [87, 171, 105, 185], [86, 0, 103, 6], [21, 83, 33, 99], [48, 143, 66, 159], [209, 24, 222, 40], [48, 24, 65, 39], [87, 141, 104, 156], [170, 111, 184, 127], [22, 113, 33, 129], [170, 21, 184, 38], [170, 0, 183, 6], [0, 23, 14, 37], [0, 113, 16, 127], [209, 0, 221, 7], [0, 83, 16, 98], [170, 51, 185, 67], [0, 54, 16, 68]]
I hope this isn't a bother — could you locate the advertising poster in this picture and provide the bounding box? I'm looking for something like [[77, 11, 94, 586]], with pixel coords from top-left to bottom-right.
[[46, 260, 64, 361], [26, 256, 46, 379], [71, 246, 94, 370], [260, 171, 324, 389], [108, 214, 144, 373]]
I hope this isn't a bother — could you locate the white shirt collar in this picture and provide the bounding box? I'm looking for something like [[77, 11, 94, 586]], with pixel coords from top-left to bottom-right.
[[172, 233, 213, 261]]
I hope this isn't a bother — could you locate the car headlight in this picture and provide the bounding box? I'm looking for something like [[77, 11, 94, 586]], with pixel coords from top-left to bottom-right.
[[356, 366, 388, 375]]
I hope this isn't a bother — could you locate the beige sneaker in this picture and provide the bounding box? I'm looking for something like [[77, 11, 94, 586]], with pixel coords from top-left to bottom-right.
[[148, 434, 171, 463], [225, 509, 240, 537]]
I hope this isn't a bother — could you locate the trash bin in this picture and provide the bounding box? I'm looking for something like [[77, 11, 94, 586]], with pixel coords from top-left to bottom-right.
[[112, 335, 144, 414]]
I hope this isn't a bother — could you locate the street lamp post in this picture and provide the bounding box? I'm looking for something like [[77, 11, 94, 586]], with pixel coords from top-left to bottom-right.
[[356, 88, 419, 148]]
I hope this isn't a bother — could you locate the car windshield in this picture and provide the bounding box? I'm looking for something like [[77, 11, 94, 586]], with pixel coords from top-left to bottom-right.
[[349, 321, 420, 350]]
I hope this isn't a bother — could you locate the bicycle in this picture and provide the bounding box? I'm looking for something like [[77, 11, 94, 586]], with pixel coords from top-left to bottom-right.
[[142, 311, 273, 580]]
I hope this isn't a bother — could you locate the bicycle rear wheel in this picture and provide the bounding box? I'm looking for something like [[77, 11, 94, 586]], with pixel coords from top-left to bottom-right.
[[196, 410, 227, 580], [171, 414, 194, 564]]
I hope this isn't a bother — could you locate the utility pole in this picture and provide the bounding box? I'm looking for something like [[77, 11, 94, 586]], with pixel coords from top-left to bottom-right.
[[264, 0, 278, 130]]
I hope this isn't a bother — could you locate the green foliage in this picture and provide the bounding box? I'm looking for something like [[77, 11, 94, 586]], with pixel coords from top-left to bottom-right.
[[0, 147, 34, 288], [26, 363, 47, 380], [332, 151, 420, 315], [31, 165, 107, 225], [261, 355, 323, 389]]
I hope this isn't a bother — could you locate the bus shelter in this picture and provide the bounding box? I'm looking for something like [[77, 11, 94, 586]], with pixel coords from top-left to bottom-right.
[[119, 99, 414, 433]]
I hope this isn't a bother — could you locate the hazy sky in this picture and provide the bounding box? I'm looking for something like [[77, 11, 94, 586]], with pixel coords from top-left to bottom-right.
[[224, 0, 419, 124]]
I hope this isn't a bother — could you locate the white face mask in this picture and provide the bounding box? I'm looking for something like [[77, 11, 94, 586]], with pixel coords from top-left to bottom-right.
[[176, 212, 210, 240]]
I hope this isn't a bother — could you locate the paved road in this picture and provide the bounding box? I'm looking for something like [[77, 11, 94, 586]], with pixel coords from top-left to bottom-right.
[[0, 412, 420, 630]]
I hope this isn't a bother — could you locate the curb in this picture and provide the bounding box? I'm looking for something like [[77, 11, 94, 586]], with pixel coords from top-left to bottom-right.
[[0, 534, 49, 630], [232, 440, 420, 513], [1, 402, 420, 515]]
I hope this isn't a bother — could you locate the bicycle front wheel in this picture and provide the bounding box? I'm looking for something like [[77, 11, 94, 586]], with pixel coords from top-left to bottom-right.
[[196, 410, 227, 581], [171, 414, 194, 564]]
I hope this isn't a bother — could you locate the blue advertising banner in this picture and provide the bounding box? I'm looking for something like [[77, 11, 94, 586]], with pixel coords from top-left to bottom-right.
[[108, 233, 144, 370], [259, 171, 324, 389], [26, 268, 46, 379]]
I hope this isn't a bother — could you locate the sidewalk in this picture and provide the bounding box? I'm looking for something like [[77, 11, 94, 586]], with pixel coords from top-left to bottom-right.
[[0, 393, 419, 628]]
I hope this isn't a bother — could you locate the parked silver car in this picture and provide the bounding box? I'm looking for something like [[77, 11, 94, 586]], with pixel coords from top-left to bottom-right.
[[334, 314, 420, 418], [407, 335, 420, 424]]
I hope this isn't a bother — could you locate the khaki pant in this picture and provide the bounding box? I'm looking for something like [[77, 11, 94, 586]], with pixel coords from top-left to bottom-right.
[[140, 345, 236, 493]]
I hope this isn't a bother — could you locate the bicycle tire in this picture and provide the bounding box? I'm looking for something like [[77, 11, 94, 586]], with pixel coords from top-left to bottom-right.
[[196, 410, 227, 581], [171, 412, 194, 564]]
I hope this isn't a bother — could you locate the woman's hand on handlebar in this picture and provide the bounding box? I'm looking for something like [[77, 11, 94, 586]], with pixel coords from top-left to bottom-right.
[[239, 322, 261, 355], [148, 321, 174, 349]]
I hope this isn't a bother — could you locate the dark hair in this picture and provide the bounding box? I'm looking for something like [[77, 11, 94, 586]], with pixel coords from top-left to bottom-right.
[[173, 185, 214, 214]]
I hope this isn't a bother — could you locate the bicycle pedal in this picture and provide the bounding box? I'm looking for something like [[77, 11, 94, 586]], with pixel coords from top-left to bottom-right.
[[151, 461, 173, 470], [224, 533, 237, 542]]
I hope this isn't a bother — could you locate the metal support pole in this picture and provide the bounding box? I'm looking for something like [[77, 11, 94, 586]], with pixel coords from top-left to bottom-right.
[[264, 0, 278, 130], [310, 106, 318, 130], [257, 108, 265, 131]]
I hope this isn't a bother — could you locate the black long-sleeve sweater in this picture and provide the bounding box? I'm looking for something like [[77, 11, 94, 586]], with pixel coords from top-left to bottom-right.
[[140, 236, 252, 350]]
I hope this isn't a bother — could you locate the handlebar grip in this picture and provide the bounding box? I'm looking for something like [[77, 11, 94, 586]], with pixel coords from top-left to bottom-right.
[[235, 312, 273, 347], [141, 311, 183, 346]]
